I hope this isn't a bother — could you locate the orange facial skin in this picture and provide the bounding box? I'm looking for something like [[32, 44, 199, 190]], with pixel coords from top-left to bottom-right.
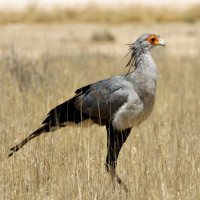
[[146, 35, 159, 45]]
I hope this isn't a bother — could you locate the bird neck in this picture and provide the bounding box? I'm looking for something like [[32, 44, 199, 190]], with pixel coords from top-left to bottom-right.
[[134, 50, 158, 83]]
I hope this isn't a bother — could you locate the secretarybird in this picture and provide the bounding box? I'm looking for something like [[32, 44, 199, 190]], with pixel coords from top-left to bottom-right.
[[9, 33, 165, 191]]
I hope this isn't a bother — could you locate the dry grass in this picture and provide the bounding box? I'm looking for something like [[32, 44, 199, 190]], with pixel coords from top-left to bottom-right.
[[91, 31, 115, 42], [0, 4, 200, 24], [0, 23, 200, 199]]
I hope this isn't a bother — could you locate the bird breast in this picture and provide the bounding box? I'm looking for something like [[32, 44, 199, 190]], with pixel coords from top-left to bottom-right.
[[112, 82, 156, 130]]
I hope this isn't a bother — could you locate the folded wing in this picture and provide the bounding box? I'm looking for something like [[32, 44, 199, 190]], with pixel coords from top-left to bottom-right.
[[74, 75, 129, 123]]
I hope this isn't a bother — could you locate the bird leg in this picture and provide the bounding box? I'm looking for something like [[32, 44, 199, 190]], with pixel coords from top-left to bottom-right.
[[106, 123, 131, 193], [108, 165, 129, 193]]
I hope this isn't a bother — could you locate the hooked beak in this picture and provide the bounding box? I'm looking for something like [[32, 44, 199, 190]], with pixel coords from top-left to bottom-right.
[[155, 38, 166, 47]]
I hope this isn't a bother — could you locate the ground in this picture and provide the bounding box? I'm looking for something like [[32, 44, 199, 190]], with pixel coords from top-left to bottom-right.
[[0, 23, 200, 199]]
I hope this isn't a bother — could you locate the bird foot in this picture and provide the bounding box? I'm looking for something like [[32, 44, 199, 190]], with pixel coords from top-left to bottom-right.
[[109, 168, 129, 193]]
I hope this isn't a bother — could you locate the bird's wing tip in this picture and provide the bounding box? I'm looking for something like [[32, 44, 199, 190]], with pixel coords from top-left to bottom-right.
[[8, 152, 13, 157], [8, 146, 19, 157]]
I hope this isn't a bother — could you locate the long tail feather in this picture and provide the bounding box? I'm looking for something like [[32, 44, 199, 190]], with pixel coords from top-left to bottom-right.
[[8, 124, 50, 157]]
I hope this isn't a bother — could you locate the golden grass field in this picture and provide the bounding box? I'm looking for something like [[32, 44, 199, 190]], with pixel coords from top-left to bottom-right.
[[0, 4, 200, 24], [0, 19, 200, 199]]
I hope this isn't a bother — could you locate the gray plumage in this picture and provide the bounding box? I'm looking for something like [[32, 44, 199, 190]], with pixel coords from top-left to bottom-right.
[[9, 33, 165, 191], [75, 76, 128, 121], [73, 33, 164, 130]]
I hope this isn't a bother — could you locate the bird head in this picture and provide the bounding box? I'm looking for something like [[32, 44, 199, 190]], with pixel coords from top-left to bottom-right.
[[126, 33, 165, 70], [134, 33, 166, 50]]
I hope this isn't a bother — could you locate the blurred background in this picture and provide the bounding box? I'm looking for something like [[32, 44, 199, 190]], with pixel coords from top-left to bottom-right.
[[0, 0, 200, 199]]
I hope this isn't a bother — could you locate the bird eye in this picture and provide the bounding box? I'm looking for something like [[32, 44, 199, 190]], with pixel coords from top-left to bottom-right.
[[151, 38, 155, 42]]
